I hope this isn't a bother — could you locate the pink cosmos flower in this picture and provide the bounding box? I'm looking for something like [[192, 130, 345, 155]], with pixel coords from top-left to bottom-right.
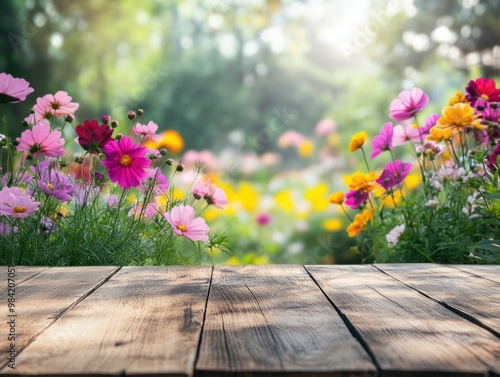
[[392, 124, 422, 147], [389, 88, 429, 122], [314, 119, 336, 136], [193, 179, 228, 208], [0, 73, 34, 104], [17, 121, 65, 157], [345, 190, 369, 210], [278, 130, 304, 148], [415, 142, 445, 158], [164, 204, 209, 241], [0, 186, 40, 219], [182, 150, 218, 171], [139, 168, 169, 195], [376, 160, 413, 190], [128, 202, 158, 219], [101, 136, 151, 189], [131, 121, 158, 137], [371, 122, 394, 159], [33, 91, 79, 119]]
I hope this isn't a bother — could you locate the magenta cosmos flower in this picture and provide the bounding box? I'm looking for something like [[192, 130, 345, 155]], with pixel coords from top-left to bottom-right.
[[465, 77, 500, 105], [101, 136, 151, 189], [371, 122, 394, 159], [164, 204, 209, 241], [344, 190, 369, 210], [376, 160, 413, 190], [33, 91, 79, 120], [75, 120, 113, 154], [389, 88, 429, 122], [0, 186, 40, 219], [193, 179, 228, 208], [256, 213, 272, 226], [0, 73, 34, 104], [17, 121, 65, 157], [132, 121, 159, 137]]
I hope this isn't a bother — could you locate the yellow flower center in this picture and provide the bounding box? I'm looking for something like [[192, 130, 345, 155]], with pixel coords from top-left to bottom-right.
[[177, 223, 188, 232], [481, 94, 489, 101], [119, 154, 132, 166], [47, 183, 53, 190], [13, 206, 26, 213]]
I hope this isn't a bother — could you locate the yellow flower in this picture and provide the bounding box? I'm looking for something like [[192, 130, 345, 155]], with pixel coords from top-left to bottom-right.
[[345, 172, 377, 192], [172, 188, 185, 201], [145, 130, 184, 154], [346, 208, 374, 237], [323, 218, 343, 232], [127, 193, 137, 203], [328, 191, 344, 205], [405, 173, 422, 191], [426, 126, 453, 142], [203, 207, 222, 221], [298, 139, 314, 157], [238, 182, 258, 212], [436, 103, 483, 133], [348, 131, 367, 152], [57, 204, 69, 217], [448, 91, 467, 106], [305, 183, 329, 211], [225, 256, 241, 265], [275, 190, 294, 212]]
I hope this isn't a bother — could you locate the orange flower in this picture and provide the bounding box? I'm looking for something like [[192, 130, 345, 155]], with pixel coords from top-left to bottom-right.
[[348, 131, 367, 152], [346, 172, 377, 192], [346, 208, 374, 237], [426, 126, 452, 142], [145, 130, 184, 154], [448, 91, 467, 106], [328, 191, 344, 205], [436, 103, 483, 133]]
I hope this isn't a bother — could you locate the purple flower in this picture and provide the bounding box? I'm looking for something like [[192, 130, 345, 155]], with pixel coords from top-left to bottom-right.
[[421, 113, 440, 135], [376, 160, 413, 190], [37, 165, 75, 202], [345, 190, 369, 209], [256, 213, 272, 226], [371, 122, 394, 159], [389, 88, 429, 122]]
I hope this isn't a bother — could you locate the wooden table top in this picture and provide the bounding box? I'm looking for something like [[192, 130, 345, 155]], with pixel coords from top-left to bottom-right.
[[0, 264, 499, 376]]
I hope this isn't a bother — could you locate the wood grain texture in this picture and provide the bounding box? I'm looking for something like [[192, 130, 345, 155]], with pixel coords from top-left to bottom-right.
[[451, 264, 500, 284], [0, 266, 118, 371], [375, 263, 500, 335], [4, 266, 212, 377], [196, 265, 376, 377], [0, 267, 50, 288], [306, 265, 500, 377]]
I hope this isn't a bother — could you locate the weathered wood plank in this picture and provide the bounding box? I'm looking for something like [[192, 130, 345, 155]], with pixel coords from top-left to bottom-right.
[[0, 267, 51, 288], [375, 263, 500, 336], [0, 266, 118, 371], [452, 264, 500, 284], [4, 266, 212, 377], [196, 265, 376, 377], [306, 265, 500, 377]]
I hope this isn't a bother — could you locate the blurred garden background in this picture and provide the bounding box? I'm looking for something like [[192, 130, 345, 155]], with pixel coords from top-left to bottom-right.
[[1, 0, 500, 264]]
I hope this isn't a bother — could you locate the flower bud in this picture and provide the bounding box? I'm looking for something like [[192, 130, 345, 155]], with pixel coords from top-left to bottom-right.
[[101, 115, 111, 124], [176, 163, 184, 172], [95, 171, 105, 182], [65, 114, 75, 123], [159, 148, 168, 156], [115, 133, 123, 141], [137, 108, 144, 116], [166, 158, 174, 166], [74, 156, 84, 164], [30, 108, 35, 114], [12, 140, 20, 146], [127, 110, 136, 120], [59, 160, 68, 168], [26, 154, 33, 160], [22, 120, 29, 128], [193, 193, 202, 200], [111, 120, 119, 128]]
